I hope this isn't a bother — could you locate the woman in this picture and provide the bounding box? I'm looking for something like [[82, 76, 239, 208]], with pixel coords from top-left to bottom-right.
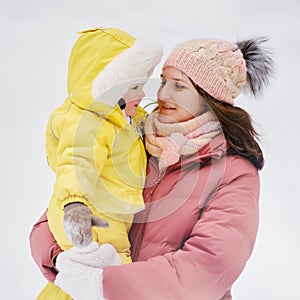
[[30, 36, 274, 299]]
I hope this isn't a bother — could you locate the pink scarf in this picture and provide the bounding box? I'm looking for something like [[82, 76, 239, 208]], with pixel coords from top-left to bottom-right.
[[145, 111, 222, 171]]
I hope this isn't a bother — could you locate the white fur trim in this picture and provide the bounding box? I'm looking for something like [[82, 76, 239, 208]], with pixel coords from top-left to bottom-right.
[[92, 37, 163, 106]]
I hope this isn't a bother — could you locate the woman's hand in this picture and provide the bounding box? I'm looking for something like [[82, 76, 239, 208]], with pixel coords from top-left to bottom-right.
[[55, 242, 121, 300]]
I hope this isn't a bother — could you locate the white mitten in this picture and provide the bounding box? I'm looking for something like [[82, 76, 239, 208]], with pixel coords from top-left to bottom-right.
[[55, 242, 121, 300]]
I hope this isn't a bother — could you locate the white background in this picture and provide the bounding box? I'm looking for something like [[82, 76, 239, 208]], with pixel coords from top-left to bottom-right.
[[1, 0, 299, 299]]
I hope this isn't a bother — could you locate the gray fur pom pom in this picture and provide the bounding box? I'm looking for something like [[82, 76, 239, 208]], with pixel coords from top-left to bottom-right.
[[237, 37, 274, 96]]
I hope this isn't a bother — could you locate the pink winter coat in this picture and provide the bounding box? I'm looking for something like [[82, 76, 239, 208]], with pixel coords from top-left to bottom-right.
[[30, 134, 260, 300]]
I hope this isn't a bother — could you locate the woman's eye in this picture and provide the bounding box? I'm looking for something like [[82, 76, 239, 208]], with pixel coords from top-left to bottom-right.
[[175, 82, 185, 89]]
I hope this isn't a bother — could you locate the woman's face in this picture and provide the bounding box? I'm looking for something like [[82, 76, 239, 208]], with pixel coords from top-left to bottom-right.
[[123, 84, 145, 117], [157, 67, 207, 124]]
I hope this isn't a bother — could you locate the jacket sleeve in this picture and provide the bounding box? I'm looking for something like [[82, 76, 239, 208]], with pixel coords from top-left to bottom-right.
[[29, 210, 62, 282], [49, 113, 109, 209], [102, 158, 260, 300], [47, 112, 111, 247]]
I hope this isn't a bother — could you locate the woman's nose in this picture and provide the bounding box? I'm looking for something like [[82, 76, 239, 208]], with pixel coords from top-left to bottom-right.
[[158, 86, 171, 101]]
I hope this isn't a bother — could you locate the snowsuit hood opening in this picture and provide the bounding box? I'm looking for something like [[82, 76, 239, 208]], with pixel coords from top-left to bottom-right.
[[67, 27, 163, 112]]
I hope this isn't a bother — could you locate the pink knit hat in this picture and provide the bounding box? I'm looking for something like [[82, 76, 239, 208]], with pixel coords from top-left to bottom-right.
[[163, 39, 247, 105]]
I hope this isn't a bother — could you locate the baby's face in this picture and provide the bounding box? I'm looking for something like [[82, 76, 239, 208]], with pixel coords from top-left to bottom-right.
[[123, 84, 145, 117]]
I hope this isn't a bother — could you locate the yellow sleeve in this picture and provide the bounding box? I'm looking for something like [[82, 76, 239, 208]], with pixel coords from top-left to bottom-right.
[[47, 107, 113, 248], [52, 110, 110, 208]]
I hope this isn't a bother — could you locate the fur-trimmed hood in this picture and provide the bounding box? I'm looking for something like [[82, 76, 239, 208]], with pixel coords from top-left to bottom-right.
[[67, 27, 163, 110]]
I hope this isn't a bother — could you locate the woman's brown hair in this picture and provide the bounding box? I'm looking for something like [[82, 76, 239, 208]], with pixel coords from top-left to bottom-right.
[[195, 85, 264, 170]]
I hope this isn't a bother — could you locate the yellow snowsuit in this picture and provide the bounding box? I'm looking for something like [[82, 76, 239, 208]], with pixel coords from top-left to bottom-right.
[[38, 26, 163, 300]]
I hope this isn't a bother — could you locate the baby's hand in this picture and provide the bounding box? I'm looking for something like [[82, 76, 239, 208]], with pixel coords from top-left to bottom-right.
[[63, 202, 109, 247]]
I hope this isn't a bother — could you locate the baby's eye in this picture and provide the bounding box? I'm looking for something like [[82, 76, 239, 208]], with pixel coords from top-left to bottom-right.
[[132, 85, 139, 90], [160, 78, 166, 86]]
